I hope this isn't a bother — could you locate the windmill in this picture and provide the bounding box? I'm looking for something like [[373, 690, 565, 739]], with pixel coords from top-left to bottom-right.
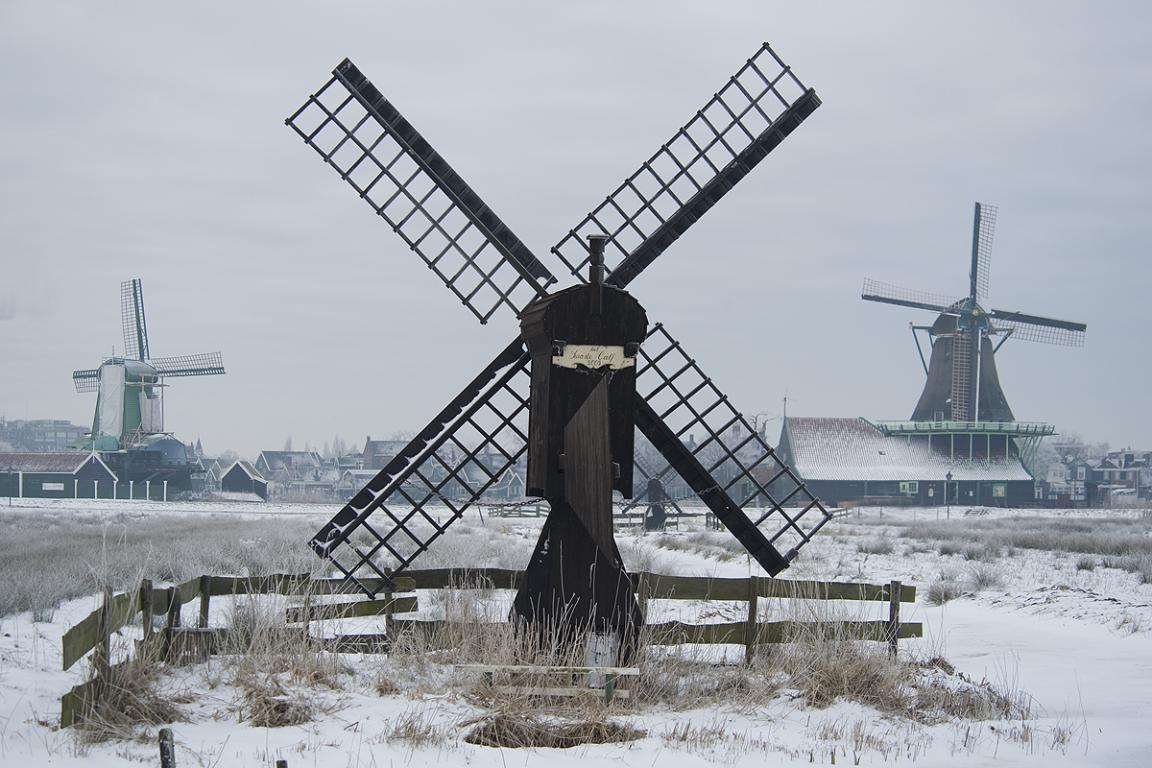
[[862, 203, 1087, 423], [72, 279, 225, 472], [286, 43, 833, 642]]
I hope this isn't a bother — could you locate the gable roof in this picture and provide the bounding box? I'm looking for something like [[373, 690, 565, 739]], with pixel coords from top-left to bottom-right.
[[224, 460, 265, 481], [0, 451, 116, 477], [780, 417, 1033, 482], [256, 451, 323, 471]]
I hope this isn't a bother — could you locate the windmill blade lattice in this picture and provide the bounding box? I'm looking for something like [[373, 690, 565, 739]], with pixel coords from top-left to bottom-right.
[[990, 316, 1086, 347], [72, 369, 99, 393], [861, 278, 961, 315], [970, 202, 997, 302], [149, 352, 227, 378], [287, 60, 555, 325], [121, 279, 150, 361], [309, 342, 532, 594], [634, 324, 830, 560], [552, 43, 818, 285]]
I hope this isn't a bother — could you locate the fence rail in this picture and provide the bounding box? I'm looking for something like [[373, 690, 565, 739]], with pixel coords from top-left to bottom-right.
[[60, 568, 919, 727]]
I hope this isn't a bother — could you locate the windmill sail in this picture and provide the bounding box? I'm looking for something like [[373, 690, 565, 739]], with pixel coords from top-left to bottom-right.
[[293, 43, 832, 592], [287, 60, 555, 325], [121, 279, 150, 361], [551, 43, 819, 285]]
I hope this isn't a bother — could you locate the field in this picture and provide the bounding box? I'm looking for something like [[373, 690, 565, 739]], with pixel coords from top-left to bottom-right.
[[1, 499, 1150, 767]]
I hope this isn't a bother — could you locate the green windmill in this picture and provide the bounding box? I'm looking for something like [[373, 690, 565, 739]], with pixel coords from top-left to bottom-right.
[[72, 279, 225, 458]]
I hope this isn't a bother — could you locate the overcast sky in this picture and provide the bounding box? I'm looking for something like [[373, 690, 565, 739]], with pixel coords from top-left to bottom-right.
[[1, 1, 1149, 458]]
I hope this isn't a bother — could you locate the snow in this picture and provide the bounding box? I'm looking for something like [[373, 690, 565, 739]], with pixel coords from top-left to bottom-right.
[[1, 502, 1151, 766]]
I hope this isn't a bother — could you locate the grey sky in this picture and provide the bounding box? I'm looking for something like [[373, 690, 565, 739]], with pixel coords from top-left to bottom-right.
[[1, 1, 1149, 457]]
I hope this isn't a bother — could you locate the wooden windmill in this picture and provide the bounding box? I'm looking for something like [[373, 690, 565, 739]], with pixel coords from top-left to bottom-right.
[[286, 43, 833, 647]]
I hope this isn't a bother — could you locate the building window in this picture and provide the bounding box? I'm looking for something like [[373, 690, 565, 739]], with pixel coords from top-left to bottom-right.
[[42, 482, 65, 491], [899, 481, 919, 495], [992, 483, 1007, 498]]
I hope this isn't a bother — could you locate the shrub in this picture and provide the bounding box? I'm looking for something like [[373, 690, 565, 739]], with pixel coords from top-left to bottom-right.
[[966, 564, 1003, 591], [925, 578, 962, 605], [1075, 556, 1096, 572], [856, 538, 894, 555]]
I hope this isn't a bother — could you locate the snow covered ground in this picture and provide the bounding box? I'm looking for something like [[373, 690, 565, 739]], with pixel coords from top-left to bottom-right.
[[1, 501, 1150, 766]]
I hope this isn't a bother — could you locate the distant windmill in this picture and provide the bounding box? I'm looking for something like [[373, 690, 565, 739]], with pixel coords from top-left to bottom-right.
[[862, 203, 1086, 422], [72, 279, 225, 452]]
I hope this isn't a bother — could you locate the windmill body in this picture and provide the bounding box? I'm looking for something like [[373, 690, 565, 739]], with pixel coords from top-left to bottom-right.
[[72, 279, 225, 494], [286, 42, 835, 652], [911, 305, 1015, 422]]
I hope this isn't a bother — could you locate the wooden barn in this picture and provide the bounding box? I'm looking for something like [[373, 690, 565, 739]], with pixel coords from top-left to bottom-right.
[[775, 417, 1036, 507], [0, 452, 118, 499], [221, 460, 268, 500]]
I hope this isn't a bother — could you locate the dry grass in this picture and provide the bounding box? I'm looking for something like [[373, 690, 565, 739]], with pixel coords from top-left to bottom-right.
[[462, 711, 645, 748], [894, 515, 1152, 561], [925, 577, 963, 606], [0, 511, 320, 618], [857, 538, 895, 555], [237, 676, 315, 727], [75, 653, 183, 743]]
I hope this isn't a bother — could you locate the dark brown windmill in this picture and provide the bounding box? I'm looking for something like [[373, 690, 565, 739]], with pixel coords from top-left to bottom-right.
[[286, 43, 834, 649]]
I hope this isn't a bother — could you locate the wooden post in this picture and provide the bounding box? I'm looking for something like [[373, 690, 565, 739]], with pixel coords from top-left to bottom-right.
[[198, 576, 211, 629], [383, 589, 395, 646], [744, 576, 759, 666], [165, 586, 181, 661], [158, 727, 176, 768], [887, 579, 901, 660], [636, 572, 650, 623], [300, 592, 313, 638], [140, 579, 154, 649], [95, 586, 113, 686]]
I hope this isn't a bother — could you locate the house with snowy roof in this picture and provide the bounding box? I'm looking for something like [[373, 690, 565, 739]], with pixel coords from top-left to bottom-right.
[[774, 417, 1036, 507]]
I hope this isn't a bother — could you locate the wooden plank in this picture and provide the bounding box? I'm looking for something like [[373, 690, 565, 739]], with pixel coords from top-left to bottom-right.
[[151, 587, 171, 616], [207, 574, 417, 597], [648, 621, 746, 645], [326, 634, 390, 653], [645, 620, 923, 646], [62, 609, 101, 671], [403, 568, 523, 590], [104, 589, 140, 636], [285, 595, 419, 623], [60, 659, 129, 728], [488, 685, 630, 700], [59, 676, 100, 728], [634, 573, 916, 603], [455, 664, 640, 676], [175, 577, 201, 605], [62, 587, 141, 671]]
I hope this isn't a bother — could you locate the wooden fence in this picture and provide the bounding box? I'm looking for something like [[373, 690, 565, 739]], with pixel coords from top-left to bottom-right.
[[60, 568, 918, 727]]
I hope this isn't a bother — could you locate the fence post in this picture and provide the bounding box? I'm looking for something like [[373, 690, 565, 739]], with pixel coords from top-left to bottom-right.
[[384, 589, 395, 646], [887, 579, 901, 659], [636, 572, 650, 623], [95, 586, 113, 687], [745, 576, 759, 666], [165, 586, 181, 660], [198, 576, 211, 629], [140, 578, 154, 648], [158, 727, 176, 768]]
